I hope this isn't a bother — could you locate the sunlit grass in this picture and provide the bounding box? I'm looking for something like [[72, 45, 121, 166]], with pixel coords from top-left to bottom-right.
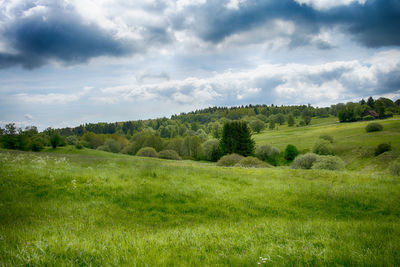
[[1, 149, 399, 266], [254, 116, 400, 171]]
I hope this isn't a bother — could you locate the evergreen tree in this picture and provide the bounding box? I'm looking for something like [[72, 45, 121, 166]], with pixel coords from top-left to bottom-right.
[[219, 121, 255, 157]]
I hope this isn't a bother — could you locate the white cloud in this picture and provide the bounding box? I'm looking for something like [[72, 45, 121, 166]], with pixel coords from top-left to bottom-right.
[[225, 0, 247, 10], [24, 113, 33, 120], [14, 86, 91, 104], [294, 0, 366, 10], [89, 50, 400, 106]]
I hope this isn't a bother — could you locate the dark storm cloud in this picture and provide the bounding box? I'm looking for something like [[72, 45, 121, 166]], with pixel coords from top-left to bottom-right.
[[182, 0, 400, 48], [376, 66, 400, 94], [0, 14, 132, 69], [0, 10, 133, 69]]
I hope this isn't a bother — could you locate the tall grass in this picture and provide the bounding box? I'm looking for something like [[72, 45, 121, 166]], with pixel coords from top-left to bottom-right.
[[1, 149, 400, 265]]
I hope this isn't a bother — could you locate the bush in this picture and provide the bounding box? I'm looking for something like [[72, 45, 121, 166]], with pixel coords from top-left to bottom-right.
[[65, 135, 78, 145], [97, 139, 121, 153], [217, 153, 244, 167], [366, 122, 383, 132], [121, 143, 136, 155], [375, 143, 391, 156], [136, 147, 159, 158], [30, 137, 45, 152], [313, 140, 333, 155], [106, 139, 121, 153], [319, 134, 334, 143], [389, 160, 400, 176], [75, 141, 84, 149], [311, 156, 345, 170], [291, 153, 318, 169], [202, 139, 220, 161], [363, 115, 374, 121], [235, 156, 270, 168], [284, 144, 298, 161], [256, 145, 272, 161], [158, 149, 181, 160], [255, 145, 279, 165]]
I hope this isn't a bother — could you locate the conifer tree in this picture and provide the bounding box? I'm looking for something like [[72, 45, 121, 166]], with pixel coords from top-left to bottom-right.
[[219, 121, 255, 157]]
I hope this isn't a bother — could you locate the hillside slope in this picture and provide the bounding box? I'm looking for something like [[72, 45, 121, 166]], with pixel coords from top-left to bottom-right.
[[254, 116, 400, 171]]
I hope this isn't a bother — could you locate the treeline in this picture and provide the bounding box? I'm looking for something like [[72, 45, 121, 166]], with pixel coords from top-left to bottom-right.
[[331, 97, 400, 122], [0, 124, 65, 151], [56, 104, 328, 139], [1, 97, 399, 156]]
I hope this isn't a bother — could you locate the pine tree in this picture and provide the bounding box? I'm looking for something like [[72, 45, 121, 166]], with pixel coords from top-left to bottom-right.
[[219, 121, 255, 157]]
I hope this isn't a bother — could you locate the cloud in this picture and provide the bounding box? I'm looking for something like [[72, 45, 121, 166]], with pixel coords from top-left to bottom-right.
[[14, 86, 91, 104], [89, 50, 400, 107], [24, 114, 33, 120], [294, 0, 366, 10], [137, 71, 170, 84], [0, 0, 398, 71], [0, 0, 171, 69], [174, 0, 400, 49]]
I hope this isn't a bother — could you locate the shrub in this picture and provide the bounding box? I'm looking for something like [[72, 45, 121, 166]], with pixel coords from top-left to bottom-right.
[[319, 134, 334, 143], [158, 149, 181, 160], [375, 143, 391, 156], [121, 143, 136, 155], [363, 115, 374, 121], [75, 141, 84, 149], [30, 137, 45, 152], [311, 156, 345, 170], [106, 139, 121, 153], [284, 144, 298, 161], [291, 153, 318, 169], [389, 160, 400, 176], [256, 145, 272, 161], [313, 140, 334, 155], [136, 147, 158, 158], [256, 145, 280, 165], [366, 122, 383, 132], [97, 139, 121, 153], [202, 139, 220, 161], [65, 135, 78, 145], [235, 156, 270, 168], [216, 153, 244, 167]]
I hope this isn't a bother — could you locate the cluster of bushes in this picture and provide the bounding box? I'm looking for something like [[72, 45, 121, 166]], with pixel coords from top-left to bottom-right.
[[216, 154, 270, 168], [256, 145, 280, 165], [135, 147, 182, 160], [291, 153, 345, 170]]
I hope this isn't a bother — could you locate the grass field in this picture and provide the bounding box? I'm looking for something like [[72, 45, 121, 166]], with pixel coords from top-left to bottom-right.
[[254, 116, 400, 171], [1, 117, 400, 266]]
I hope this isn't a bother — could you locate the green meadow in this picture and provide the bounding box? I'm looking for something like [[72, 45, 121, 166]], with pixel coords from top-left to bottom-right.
[[1, 117, 400, 266]]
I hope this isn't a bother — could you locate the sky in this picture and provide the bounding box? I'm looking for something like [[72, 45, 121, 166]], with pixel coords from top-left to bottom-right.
[[0, 0, 399, 130]]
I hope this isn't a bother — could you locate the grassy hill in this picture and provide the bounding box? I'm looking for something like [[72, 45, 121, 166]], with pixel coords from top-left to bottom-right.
[[1, 117, 400, 265], [254, 115, 400, 172]]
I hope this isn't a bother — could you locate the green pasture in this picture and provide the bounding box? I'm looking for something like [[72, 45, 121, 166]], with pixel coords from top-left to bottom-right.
[[254, 116, 400, 171], [1, 146, 400, 266]]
